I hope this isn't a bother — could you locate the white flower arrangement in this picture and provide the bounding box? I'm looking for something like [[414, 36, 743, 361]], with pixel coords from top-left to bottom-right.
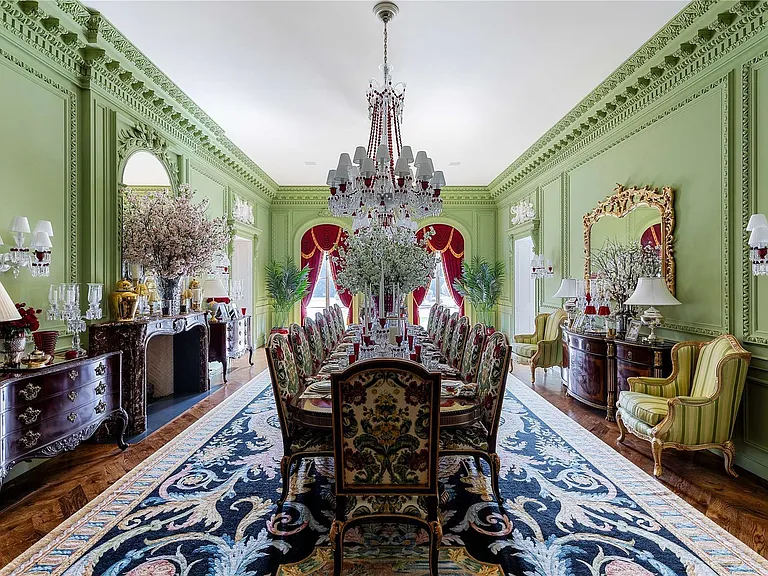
[[334, 225, 437, 295], [592, 239, 661, 305], [122, 184, 231, 278]]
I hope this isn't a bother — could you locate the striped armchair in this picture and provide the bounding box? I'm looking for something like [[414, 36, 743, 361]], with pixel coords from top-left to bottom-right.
[[616, 335, 751, 478], [511, 309, 567, 383]]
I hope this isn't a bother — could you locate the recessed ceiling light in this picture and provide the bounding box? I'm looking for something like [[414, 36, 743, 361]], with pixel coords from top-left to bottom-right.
[[448, 161, 461, 166], [304, 161, 316, 166]]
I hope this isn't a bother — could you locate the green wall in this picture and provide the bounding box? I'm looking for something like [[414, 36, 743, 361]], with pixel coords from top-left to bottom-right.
[[492, 1, 768, 478]]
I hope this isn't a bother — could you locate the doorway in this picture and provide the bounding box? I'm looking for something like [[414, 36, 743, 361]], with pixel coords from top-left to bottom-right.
[[232, 236, 254, 316], [514, 236, 535, 334]]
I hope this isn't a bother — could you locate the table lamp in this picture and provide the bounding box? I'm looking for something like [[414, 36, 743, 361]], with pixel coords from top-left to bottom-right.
[[624, 277, 681, 342], [0, 279, 21, 322], [552, 278, 578, 326], [203, 277, 229, 320]]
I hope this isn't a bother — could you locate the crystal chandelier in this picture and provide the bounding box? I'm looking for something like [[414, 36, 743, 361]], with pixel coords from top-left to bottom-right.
[[327, 1, 444, 233]]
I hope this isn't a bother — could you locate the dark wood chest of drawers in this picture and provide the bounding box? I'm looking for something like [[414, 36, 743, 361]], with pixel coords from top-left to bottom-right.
[[0, 352, 127, 488]]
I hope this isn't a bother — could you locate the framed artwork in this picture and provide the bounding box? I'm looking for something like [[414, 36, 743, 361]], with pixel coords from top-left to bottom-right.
[[625, 320, 642, 342]]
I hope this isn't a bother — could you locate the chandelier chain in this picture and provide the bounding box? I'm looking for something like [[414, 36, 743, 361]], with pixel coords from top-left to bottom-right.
[[383, 20, 388, 71]]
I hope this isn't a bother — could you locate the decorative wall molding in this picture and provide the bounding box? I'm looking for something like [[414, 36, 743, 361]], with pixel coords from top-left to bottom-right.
[[510, 199, 535, 226], [274, 185, 494, 207], [490, 1, 764, 200], [117, 122, 179, 190], [562, 173, 570, 278], [233, 195, 254, 225]]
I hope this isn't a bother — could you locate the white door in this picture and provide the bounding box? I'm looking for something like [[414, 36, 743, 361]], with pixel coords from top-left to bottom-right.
[[514, 237, 536, 334], [232, 236, 254, 316]]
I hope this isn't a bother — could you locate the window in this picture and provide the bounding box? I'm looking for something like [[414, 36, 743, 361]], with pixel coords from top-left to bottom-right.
[[418, 253, 460, 327], [306, 252, 348, 320]]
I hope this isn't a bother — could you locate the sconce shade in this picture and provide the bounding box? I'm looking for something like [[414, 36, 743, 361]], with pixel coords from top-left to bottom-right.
[[33, 220, 54, 237], [202, 278, 228, 298], [749, 226, 768, 247], [9, 216, 30, 234], [553, 278, 578, 298], [0, 280, 21, 322], [625, 277, 681, 307], [747, 213, 768, 231], [31, 231, 52, 249]]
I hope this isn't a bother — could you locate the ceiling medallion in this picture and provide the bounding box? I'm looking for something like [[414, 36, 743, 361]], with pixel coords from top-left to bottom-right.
[[326, 1, 444, 234]]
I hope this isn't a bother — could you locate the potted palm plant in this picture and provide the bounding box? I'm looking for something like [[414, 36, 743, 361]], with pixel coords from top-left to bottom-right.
[[265, 257, 310, 333], [453, 257, 505, 333]]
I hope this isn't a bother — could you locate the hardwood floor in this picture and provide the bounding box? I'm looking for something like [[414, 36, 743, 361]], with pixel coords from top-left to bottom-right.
[[513, 364, 768, 559], [0, 353, 766, 567]]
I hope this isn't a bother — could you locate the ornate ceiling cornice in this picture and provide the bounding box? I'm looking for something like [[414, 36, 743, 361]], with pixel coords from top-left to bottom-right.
[[489, 0, 765, 199], [273, 185, 494, 207]]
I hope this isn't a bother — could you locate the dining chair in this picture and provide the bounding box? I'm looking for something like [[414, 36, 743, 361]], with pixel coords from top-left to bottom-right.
[[303, 316, 325, 372], [426, 303, 438, 335], [324, 308, 339, 347], [447, 315, 470, 369], [333, 303, 346, 333], [440, 312, 459, 358], [433, 308, 449, 348], [460, 323, 486, 384], [316, 311, 334, 357], [288, 322, 316, 383], [266, 333, 333, 506], [441, 331, 511, 503], [330, 359, 442, 576], [429, 305, 445, 341]]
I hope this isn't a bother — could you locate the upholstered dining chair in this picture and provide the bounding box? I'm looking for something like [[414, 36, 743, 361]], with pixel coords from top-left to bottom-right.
[[266, 333, 333, 506], [303, 316, 325, 372], [440, 312, 459, 358], [330, 359, 442, 576], [288, 323, 316, 383], [316, 311, 334, 357], [324, 308, 339, 347], [447, 315, 470, 369], [333, 303, 346, 334], [440, 331, 511, 503], [616, 334, 751, 478], [432, 307, 448, 344], [460, 323, 486, 384], [511, 309, 568, 383], [426, 303, 439, 335]]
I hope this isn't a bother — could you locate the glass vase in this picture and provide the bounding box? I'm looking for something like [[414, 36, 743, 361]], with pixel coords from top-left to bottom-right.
[[157, 276, 181, 316]]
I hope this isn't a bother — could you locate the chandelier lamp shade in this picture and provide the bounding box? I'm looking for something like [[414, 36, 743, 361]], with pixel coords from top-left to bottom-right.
[[747, 213, 768, 275], [327, 1, 444, 233]]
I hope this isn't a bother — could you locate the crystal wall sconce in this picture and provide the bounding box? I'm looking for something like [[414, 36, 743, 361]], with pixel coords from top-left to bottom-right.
[[530, 255, 554, 279], [0, 217, 54, 278], [747, 214, 768, 275]]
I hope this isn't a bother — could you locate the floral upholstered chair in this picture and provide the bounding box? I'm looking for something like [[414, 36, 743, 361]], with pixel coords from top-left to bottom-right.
[[333, 303, 347, 334], [330, 359, 442, 576], [288, 323, 316, 384], [426, 303, 439, 335], [460, 323, 486, 384], [440, 312, 459, 358], [324, 308, 339, 347], [616, 335, 751, 478], [303, 316, 324, 372], [428, 305, 445, 341], [441, 331, 511, 503], [316, 312, 334, 357], [447, 315, 470, 369], [512, 309, 567, 383], [266, 333, 333, 505]]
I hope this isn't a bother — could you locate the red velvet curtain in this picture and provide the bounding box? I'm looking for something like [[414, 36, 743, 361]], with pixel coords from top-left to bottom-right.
[[413, 224, 465, 320], [300, 225, 349, 320], [329, 242, 354, 324]]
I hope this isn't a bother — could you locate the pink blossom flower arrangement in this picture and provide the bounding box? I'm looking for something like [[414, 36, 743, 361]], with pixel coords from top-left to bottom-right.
[[122, 184, 231, 279]]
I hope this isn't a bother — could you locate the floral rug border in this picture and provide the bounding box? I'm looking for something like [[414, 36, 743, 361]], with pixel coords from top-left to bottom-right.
[[504, 376, 768, 575], [0, 371, 274, 576]]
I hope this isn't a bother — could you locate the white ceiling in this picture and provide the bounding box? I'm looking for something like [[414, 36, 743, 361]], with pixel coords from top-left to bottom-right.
[[86, 1, 686, 186]]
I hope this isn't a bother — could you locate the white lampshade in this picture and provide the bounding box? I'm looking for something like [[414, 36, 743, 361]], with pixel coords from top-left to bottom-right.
[[337, 153, 353, 168], [747, 213, 768, 231], [625, 277, 681, 306], [553, 278, 578, 298], [9, 216, 30, 234], [31, 231, 52, 249], [394, 157, 410, 177], [326, 170, 337, 186], [430, 170, 446, 189], [335, 165, 349, 183], [414, 150, 428, 166], [353, 146, 367, 164], [361, 157, 375, 177], [749, 226, 768, 247], [202, 278, 228, 299], [0, 279, 21, 322], [33, 220, 54, 237], [376, 144, 390, 162], [400, 145, 414, 164]]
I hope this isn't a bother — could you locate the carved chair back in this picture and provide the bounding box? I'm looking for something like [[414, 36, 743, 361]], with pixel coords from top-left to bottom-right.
[[460, 323, 487, 384], [288, 323, 314, 382], [477, 331, 511, 446]]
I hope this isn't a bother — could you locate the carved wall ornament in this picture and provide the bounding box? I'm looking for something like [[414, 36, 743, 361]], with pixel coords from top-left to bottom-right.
[[117, 122, 179, 191], [510, 199, 536, 225], [583, 184, 676, 295], [233, 196, 254, 225]]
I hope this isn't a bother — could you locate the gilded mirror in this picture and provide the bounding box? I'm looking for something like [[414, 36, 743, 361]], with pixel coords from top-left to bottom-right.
[[583, 184, 675, 295]]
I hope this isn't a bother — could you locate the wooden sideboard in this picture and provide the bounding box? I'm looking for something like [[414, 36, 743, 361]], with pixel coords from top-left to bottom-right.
[[90, 312, 209, 436], [562, 327, 673, 421], [0, 352, 127, 488], [209, 315, 254, 382]]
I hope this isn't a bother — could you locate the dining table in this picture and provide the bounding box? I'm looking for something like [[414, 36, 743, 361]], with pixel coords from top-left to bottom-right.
[[291, 323, 480, 430]]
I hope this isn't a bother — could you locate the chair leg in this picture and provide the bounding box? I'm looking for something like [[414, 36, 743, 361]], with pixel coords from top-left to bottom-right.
[[616, 411, 626, 444], [278, 455, 291, 506], [489, 453, 503, 504], [330, 520, 344, 576], [530, 364, 536, 384], [651, 438, 664, 478], [722, 440, 738, 478], [473, 455, 483, 473], [429, 520, 442, 576]]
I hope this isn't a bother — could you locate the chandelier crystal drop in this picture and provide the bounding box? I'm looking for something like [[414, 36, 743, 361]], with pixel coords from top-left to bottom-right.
[[327, 1, 444, 234]]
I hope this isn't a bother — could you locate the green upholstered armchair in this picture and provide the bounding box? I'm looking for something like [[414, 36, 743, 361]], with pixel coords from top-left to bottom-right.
[[511, 309, 567, 383], [616, 335, 751, 478]]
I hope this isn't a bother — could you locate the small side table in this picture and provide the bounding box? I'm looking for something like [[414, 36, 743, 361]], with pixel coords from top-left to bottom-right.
[[208, 315, 254, 382]]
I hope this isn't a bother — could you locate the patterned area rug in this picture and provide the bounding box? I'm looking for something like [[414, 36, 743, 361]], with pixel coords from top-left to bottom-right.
[[3, 369, 767, 576]]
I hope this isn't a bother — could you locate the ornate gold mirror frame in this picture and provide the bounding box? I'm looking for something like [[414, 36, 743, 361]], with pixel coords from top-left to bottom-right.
[[583, 184, 676, 295]]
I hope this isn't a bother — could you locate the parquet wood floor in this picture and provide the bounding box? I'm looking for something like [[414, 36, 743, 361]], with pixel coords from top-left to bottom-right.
[[0, 353, 766, 567]]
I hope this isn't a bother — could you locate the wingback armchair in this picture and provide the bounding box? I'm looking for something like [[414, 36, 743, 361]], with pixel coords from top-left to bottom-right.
[[616, 335, 751, 478], [511, 309, 567, 383]]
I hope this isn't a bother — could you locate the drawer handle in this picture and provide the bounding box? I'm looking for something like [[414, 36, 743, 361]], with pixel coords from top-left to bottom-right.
[[18, 407, 41, 425], [68, 369, 79, 381], [95, 362, 107, 376], [19, 383, 41, 401], [68, 390, 79, 402], [19, 430, 41, 449], [67, 412, 77, 422], [95, 399, 107, 414], [626, 350, 633, 360], [94, 381, 107, 395]]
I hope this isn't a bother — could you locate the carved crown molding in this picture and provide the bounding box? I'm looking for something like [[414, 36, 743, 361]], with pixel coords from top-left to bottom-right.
[[117, 122, 179, 190]]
